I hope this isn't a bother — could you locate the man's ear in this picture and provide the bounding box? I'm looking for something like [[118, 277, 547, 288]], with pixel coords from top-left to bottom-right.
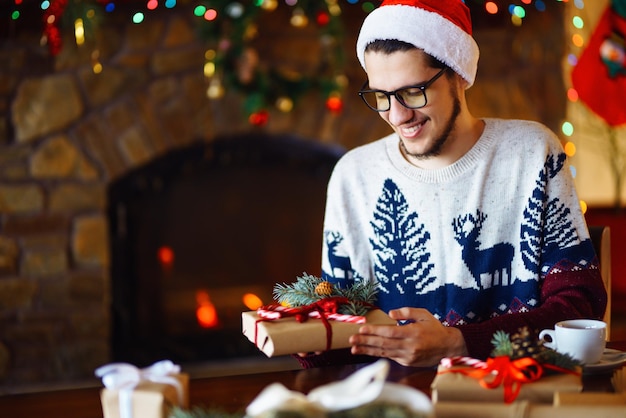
[[451, 71, 470, 91]]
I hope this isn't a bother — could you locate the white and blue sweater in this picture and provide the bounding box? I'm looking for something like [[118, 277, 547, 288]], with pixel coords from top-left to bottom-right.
[[319, 118, 606, 359]]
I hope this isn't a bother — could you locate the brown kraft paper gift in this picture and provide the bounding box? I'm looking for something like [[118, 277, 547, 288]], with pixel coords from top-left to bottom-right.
[[242, 308, 396, 357]]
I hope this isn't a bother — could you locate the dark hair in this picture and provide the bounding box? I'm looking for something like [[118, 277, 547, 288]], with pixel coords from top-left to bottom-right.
[[364, 39, 449, 71]]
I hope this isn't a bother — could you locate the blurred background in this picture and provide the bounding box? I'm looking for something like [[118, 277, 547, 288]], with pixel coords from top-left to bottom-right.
[[0, 0, 624, 392]]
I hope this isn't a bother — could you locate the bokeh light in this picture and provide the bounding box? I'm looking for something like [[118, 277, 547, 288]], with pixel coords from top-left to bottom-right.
[[132, 12, 144, 24], [572, 33, 584, 48], [561, 121, 574, 137], [243, 293, 263, 310], [572, 16, 584, 29], [204, 8, 218, 21], [485, 2, 498, 14], [193, 5, 206, 17], [564, 141, 576, 157]]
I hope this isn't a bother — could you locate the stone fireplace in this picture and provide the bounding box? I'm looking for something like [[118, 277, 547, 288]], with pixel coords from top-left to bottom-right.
[[0, 2, 569, 391], [108, 133, 342, 367]]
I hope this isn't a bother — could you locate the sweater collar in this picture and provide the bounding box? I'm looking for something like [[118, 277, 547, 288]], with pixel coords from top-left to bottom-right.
[[386, 118, 497, 183]]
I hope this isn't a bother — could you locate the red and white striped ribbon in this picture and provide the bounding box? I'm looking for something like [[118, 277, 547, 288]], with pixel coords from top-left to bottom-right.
[[257, 304, 366, 324], [440, 356, 489, 369]]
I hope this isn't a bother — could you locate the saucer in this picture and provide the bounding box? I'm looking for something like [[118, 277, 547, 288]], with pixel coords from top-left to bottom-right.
[[583, 348, 626, 374]]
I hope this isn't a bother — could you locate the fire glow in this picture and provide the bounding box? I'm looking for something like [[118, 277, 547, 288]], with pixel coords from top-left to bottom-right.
[[158, 245, 175, 267], [196, 290, 219, 328], [243, 292, 263, 310]]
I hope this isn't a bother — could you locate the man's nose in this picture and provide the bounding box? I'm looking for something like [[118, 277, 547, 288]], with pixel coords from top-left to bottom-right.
[[386, 97, 414, 126]]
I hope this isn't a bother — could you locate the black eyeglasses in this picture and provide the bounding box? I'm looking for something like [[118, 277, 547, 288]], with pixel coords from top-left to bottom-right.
[[358, 68, 447, 112]]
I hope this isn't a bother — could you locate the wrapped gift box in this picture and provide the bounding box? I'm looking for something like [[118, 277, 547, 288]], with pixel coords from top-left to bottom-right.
[[242, 308, 396, 357], [97, 361, 189, 418], [431, 363, 581, 404], [100, 374, 189, 418], [435, 401, 626, 418]]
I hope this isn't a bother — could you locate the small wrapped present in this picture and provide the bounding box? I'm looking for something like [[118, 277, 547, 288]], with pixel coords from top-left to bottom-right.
[[431, 356, 582, 404], [95, 360, 189, 418], [246, 359, 434, 417], [435, 401, 626, 418], [242, 303, 396, 357]]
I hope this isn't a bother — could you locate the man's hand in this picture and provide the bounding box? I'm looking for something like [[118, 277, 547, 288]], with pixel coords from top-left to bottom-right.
[[348, 307, 468, 367]]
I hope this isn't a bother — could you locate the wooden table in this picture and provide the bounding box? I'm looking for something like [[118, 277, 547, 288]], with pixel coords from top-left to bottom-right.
[[2, 341, 625, 418]]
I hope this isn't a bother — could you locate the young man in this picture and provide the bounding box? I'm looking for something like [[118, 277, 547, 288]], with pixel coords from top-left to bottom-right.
[[297, 0, 607, 368]]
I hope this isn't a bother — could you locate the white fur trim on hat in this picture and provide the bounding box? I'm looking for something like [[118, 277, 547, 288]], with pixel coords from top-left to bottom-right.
[[356, 4, 480, 87]]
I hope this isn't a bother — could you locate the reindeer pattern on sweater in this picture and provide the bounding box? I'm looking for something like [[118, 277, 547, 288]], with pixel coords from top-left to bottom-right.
[[321, 119, 598, 326]]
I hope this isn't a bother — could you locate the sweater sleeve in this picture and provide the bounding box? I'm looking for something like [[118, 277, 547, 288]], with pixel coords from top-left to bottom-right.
[[458, 266, 607, 359]]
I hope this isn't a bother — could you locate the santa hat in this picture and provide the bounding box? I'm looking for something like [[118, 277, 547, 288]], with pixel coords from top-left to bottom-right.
[[356, 0, 480, 87]]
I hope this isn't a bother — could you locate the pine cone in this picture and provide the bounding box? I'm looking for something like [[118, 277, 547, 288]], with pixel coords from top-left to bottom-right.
[[314, 281, 334, 296], [510, 327, 544, 359]]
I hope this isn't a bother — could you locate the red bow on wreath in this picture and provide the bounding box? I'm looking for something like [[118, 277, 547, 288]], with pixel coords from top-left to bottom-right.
[[255, 296, 366, 352]]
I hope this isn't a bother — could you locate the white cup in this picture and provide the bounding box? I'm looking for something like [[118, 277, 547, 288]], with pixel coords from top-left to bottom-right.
[[539, 319, 607, 364]]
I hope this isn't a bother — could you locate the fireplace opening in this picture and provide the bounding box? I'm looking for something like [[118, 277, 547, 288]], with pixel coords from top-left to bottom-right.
[[108, 134, 344, 368]]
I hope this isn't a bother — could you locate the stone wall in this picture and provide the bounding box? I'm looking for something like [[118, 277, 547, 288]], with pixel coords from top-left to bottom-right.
[[0, 4, 566, 390]]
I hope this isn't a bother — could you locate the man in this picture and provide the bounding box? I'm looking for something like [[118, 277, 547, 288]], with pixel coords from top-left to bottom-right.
[[297, 0, 607, 368]]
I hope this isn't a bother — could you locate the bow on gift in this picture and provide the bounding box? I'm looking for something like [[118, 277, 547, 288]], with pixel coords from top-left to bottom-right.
[[255, 296, 367, 352], [95, 360, 184, 418], [246, 359, 433, 417], [440, 356, 545, 403]]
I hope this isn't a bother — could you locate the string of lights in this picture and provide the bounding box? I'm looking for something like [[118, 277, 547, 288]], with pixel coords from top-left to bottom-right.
[[5, 0, 589, 128], [563, 0, 588, 211]]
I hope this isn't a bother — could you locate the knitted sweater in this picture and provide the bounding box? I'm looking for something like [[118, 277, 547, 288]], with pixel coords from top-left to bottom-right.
[[296, 118, 607, 368]]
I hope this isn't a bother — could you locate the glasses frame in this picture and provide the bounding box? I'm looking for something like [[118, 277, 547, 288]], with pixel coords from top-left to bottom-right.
[[358, 67, 447, 112]]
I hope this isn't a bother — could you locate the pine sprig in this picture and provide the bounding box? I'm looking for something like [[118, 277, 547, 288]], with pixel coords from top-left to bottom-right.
[[489, 327, 582, 371], [338, 281, 378, 307], [272, 273, 378, 316], [273, 273, 323, 306], [534, 349, 581, 372], [490, 330, 514, 357]]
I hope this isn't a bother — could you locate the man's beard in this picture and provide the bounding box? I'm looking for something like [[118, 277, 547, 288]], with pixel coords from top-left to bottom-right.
[[400, 92, 462, 160]]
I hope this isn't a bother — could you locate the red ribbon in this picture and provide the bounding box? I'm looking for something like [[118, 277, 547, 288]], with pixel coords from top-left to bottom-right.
[[255, 296, 354, 352], [440, 356, 582, 403]]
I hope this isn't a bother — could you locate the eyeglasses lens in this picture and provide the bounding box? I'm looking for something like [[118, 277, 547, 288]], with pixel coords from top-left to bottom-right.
[[360, 88, 426, 111], [397, 88, 426, 109]]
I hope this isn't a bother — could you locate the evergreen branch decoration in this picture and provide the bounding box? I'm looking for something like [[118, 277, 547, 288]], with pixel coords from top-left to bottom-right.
[[30, 0, 357, 124], [490, 330, 514, 357], [273, 273, 378, 316], [489, 327, 581, 372], [197, 0, 350, 121]]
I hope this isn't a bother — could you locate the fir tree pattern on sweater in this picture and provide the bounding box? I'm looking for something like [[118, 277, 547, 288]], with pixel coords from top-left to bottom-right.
[[369, 178, 435, 295], [321, 118, 601, 328], [324, 176, 542, 325], [521, 152, 579, 273], [365, 179, 541, 324], [312, 119, 607, 364]]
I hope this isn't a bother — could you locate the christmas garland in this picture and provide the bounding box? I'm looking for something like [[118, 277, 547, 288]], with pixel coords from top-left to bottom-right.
[[35, 0, 354, 125], [198, 0, 349, 124]]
